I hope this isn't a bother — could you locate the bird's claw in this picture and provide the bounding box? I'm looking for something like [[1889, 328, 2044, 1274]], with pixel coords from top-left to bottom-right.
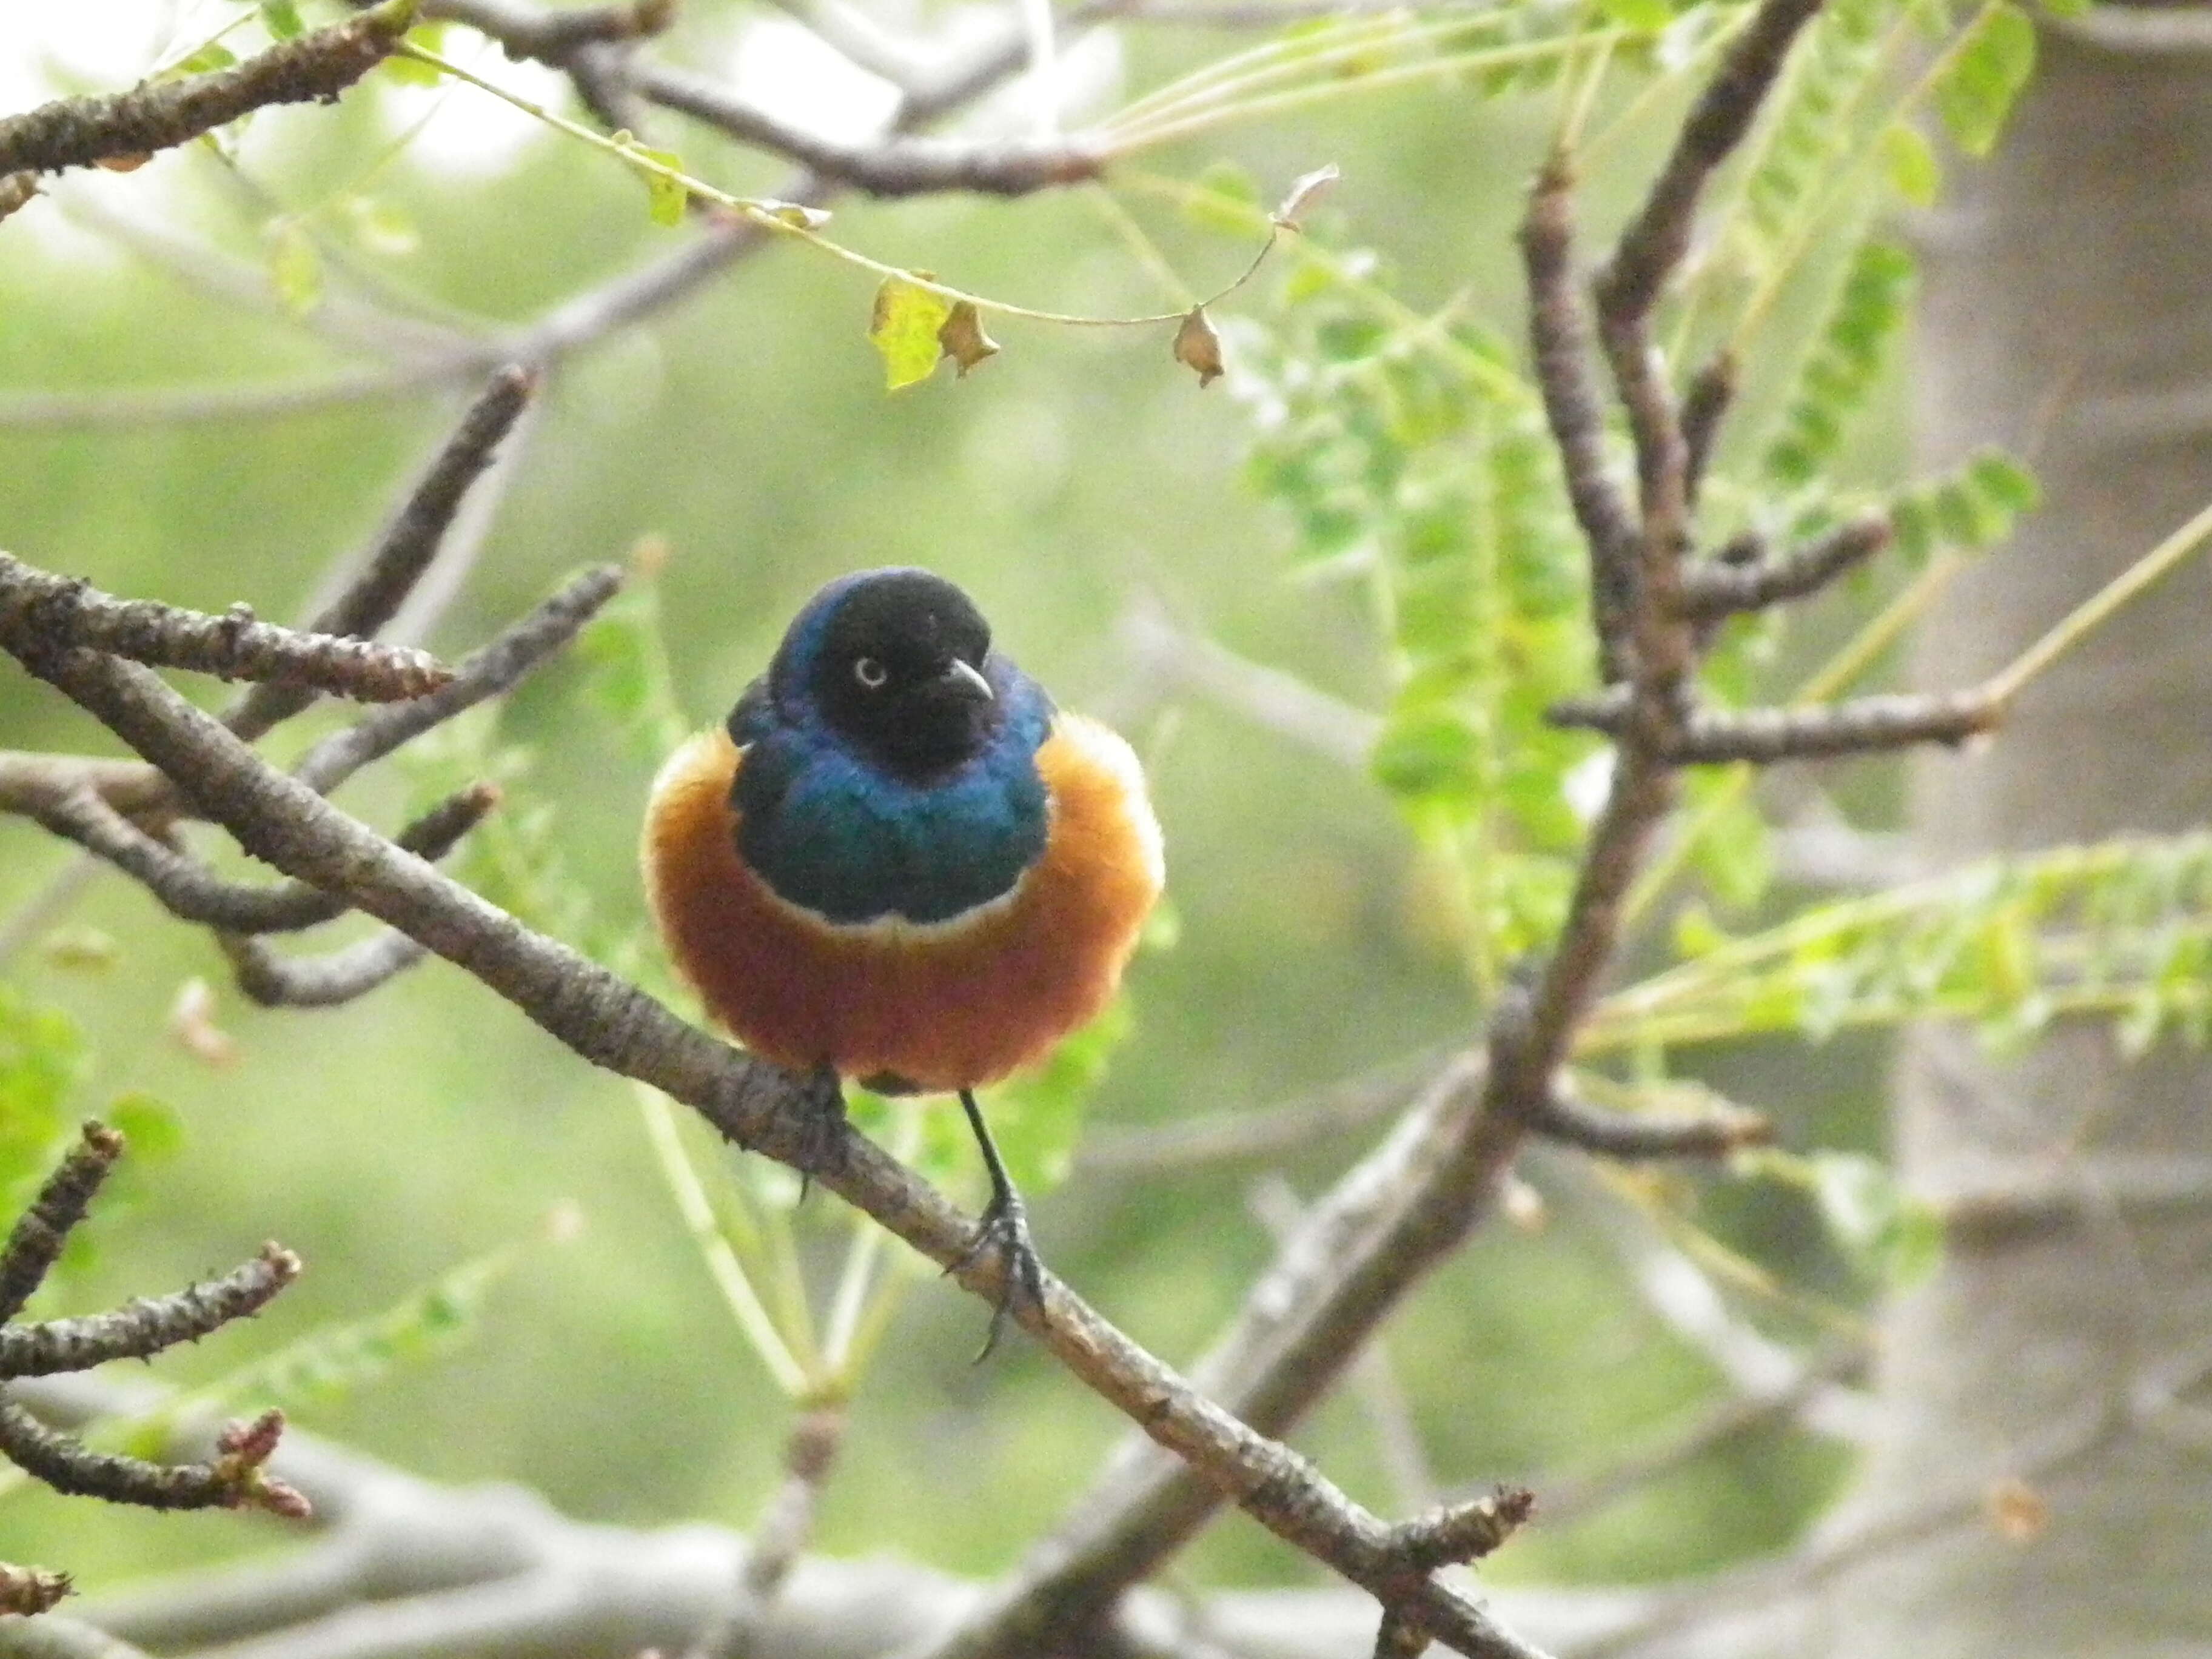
[[949, 1190, 1047, 1363]]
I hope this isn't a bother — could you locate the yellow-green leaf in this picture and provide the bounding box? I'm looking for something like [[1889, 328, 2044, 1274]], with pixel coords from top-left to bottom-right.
[[1880, 122, 1941, 207], [266, 221, 321, 317], [380, 24, 449, 85], [869, 273, 954, 391], [632, 146, 690, 227], [1935, 2, 2036, 159]]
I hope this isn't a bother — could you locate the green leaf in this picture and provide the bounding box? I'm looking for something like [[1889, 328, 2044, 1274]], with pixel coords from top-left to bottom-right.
[[174, 42, 240, 76], [1595, 0, 1674, 32], [260, 0, 305, 39], [990, 998, 1131, 1193], [1182, 161, 1262, 236], [1880, 121, 1942, 207], [162, 1238, 533, 1424], [1763, 238, 1915, 486], [0, 986, 84, 1213], [106, 1093, 184, 1163], [1372, 700, 1483, 805], [1935, 1, 2036, 158], [868, 274, 954, 392], [1965, 448, 2040, 514], [632, 146, 691, 227], [266, 221, 322, 317], [380, 23, 450, 84], [575, 581, 691, 764]]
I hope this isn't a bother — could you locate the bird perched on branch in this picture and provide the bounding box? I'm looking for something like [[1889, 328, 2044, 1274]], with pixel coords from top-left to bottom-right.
[[643, 568, 1163, 1355]]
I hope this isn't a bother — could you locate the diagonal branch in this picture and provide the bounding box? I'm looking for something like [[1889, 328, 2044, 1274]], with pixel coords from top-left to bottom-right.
[[226, 367, 538, 742], [0, 1127, 124, 1326], [0, 4, 412, 179], [2, 623, 1552, 1659], [290, 565, 626, 794]]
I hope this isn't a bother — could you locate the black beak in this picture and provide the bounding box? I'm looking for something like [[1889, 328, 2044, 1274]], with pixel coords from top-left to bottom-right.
[[942, 659, 994, 702]]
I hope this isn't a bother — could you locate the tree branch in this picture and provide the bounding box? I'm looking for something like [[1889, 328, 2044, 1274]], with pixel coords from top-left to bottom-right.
[[1530, 1090, 1771, 1160], [219, 930, 432, 1008], [0, 556, 449, 703], [0, 4, 413, 179], [0, 1126, 123, 1326], [0, 602, 1554, 1659], [0, 1245, 298, 1379], [289, 566, 625, 794], [1678, 517, 1889, 618], [631, 62, 1104, 197], [1521, 155, 1638, 683], [226, 367, 538, 742], [0, 1131, 309, 1529], [27, 783, 496, 934], [1546, 689, 1999, 762]]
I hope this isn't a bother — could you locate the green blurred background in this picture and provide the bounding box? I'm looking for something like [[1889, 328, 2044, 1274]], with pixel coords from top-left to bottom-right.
[[0, 0, 1899, 1603]]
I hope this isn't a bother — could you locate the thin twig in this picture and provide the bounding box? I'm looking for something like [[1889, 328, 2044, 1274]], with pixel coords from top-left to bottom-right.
[[0, 555, 450, 703], [28, 783, 497, 934], [0, 1246, 299, 1378], [0, 1127, 124, 1326], [220, 930, 432, 1008], [1521, 154, 1637, 682], [291, 566, 625, 794], [1531, 1090, 1770, 1160], [1547, 689, 1998, 762], [0, 1397, 304, 1517], [227, 367, 538, 741], [1678, 516, 1889, 618], [632, 63, 1105, 198], [689, 1404, 848, 1659]]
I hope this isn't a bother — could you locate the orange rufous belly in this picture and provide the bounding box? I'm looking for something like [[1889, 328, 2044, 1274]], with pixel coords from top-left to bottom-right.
[[642, 716, 1162, 1092]]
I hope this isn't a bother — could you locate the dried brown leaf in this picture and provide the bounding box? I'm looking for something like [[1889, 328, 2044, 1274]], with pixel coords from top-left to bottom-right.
[[1987, 1476, 2048, 1543], [937, 301, 1000, 378], [1174, 305, 1224, 388]]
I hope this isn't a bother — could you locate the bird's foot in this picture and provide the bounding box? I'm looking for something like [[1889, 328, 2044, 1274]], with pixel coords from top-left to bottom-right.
[[948, 1188, 1048, 1363], [793, 1067, 848, 1201]]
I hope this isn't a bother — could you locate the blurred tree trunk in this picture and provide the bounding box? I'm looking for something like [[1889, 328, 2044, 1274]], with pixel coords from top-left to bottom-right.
[[1822, 16, 2212, 1655]]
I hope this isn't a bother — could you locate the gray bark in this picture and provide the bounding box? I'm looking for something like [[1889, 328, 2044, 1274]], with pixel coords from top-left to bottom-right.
[[1823, 18, 2212, 1657]]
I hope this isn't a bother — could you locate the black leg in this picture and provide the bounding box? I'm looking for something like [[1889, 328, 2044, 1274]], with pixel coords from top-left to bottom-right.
[[948, 1088, 1047, 1361], [793, 1065, 848, 1200]]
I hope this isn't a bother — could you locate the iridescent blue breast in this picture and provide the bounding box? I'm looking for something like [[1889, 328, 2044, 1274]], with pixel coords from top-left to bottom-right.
[[732, 675, 1053, 926]]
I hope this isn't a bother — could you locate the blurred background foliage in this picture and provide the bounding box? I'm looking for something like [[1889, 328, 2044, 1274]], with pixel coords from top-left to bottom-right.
[[0, 0, 2077, 1609]]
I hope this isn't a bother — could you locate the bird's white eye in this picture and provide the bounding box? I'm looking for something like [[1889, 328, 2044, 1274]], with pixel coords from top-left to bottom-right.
[[853, 656, 888, 689]]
